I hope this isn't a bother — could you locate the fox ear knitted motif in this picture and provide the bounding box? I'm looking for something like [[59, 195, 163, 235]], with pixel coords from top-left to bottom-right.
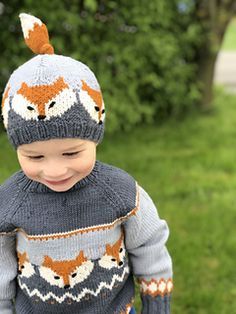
[[19, 13, 54, 54]]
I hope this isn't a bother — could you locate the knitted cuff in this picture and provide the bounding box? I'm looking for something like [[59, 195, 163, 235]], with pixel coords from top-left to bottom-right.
[[141, 294, 171, 314]]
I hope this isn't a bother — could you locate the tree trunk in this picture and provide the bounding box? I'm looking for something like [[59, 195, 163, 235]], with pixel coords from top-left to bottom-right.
[[195, 0, 236, 111], [197, 50, 218, 111]]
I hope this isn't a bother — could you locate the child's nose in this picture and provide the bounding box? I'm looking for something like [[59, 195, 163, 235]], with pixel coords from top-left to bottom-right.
[[43, 161, 68, 179]]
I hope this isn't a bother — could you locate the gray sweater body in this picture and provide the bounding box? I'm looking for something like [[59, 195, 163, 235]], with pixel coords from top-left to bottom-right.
[[0, 161, 173, 314]]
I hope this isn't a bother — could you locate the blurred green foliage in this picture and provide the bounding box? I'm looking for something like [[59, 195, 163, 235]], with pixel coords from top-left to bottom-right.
[[0, 1, 205, 133]]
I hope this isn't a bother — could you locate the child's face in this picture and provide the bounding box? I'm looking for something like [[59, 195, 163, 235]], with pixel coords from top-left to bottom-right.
[[17, 138, 97, 192]]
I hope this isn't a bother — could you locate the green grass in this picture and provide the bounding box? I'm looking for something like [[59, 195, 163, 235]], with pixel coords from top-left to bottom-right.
[[221, 18, 236, 51], [1, 90, 236, 313]]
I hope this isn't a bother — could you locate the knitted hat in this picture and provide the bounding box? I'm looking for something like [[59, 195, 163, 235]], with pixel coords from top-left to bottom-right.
[[1, 13, 105, 148]]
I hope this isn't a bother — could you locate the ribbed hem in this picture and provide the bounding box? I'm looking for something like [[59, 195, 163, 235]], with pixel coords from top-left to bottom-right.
[[8, 120, 104, 149], [141, 294, 171, 314]]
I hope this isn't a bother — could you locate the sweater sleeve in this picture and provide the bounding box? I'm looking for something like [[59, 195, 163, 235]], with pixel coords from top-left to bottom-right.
[[123, 185, 173, 314], [0, 180, 19, 314], [0, 233, 17, 314]]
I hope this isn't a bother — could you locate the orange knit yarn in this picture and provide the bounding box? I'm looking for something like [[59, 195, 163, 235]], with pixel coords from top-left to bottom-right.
[[25, 23, 54, 55]]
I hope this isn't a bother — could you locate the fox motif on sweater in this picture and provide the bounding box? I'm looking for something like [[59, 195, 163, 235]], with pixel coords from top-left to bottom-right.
[[99, 234, 126, 269], [17, 251, 35, 278], [39, 251, 94, 289]]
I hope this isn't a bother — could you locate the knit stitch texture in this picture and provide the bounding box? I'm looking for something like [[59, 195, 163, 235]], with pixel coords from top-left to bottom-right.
[[0, 161, 173, 314], [2, 54, 105, 148]]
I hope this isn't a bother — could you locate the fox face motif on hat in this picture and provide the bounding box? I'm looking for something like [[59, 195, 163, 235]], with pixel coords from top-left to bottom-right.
[[1, 13, 105, 148]]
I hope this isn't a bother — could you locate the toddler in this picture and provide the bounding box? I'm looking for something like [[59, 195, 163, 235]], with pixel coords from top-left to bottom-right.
[[0, 13, 173, 314]]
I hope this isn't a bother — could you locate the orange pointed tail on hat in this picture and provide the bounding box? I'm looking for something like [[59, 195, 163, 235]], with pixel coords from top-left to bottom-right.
[[19, 13, 54, 54]]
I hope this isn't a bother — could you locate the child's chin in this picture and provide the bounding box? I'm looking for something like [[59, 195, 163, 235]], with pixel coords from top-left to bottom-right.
[[43, 178, 78, 192], [46, 185, 73, 192]]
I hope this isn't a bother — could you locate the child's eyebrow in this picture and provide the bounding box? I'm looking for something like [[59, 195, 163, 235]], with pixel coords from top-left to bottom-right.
[[63, 144, 84, 151], [19, 149, 41, 154], [19, 144, 84, 154]]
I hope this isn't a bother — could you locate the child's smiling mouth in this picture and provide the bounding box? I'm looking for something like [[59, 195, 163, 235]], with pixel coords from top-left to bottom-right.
[[44, 176, 73, 185]]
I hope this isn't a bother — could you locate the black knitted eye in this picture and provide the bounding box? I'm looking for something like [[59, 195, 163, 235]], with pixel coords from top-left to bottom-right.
[[54, 276, 60, 280], [94, 106, 100, 112], [119, 248, 123, 253], [102, 109, 105, 114], [71, 273, 77, 278], [27, 106, 35, 111], [21, 265, 25, 269], [49, 101, 56, 109], [111, 258, 116, 262]]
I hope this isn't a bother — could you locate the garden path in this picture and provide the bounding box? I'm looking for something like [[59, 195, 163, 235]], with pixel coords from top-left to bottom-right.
[[214, 51, 236, 92]]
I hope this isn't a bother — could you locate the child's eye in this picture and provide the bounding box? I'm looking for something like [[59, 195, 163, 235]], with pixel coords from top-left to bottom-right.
[[63, 151, 79, 156], [28, 155, 44, 160]]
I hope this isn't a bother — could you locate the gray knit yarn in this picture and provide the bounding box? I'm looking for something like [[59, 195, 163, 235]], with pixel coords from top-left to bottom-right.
[[0, 161, 173, 314]]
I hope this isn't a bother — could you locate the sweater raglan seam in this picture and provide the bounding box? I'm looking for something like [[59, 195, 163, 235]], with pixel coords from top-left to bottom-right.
[[0, 178, 22, 231], [124, 182, 140, 230], [123, 185, 143, 248], [3, 179, 29, 230], [93, 176, 127, 211], [95, 163, 138, 217]]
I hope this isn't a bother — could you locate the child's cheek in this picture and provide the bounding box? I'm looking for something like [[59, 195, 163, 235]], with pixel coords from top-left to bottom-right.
[[19, 158, 41, 181], [82, 160, 95, 175], [77, 155, 96, 176], [23, 168, 40, 181]]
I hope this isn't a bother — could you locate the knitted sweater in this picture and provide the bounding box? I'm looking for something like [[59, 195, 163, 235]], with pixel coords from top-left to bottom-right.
[[0, 161, 173, 314]]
